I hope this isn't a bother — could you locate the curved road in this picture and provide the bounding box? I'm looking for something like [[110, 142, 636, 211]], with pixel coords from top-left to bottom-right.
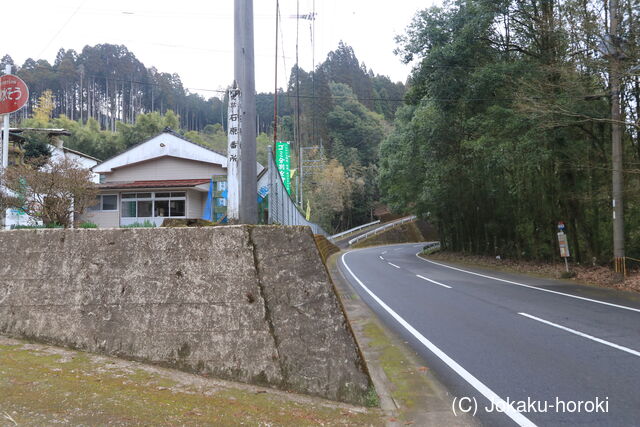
[[338, 243, 640, 426]]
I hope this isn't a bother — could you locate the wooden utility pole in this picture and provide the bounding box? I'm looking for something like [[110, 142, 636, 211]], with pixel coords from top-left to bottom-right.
[[610, 0, 625, 280], [234, 0, 258, 224]]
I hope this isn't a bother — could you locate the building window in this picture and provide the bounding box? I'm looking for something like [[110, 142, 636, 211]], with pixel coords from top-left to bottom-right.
[[170, 200, 185, 217], [121, 201, 137, 218], [154, 200, 169, 217], [138, 200, 153, 217], [90, 194, 118, 211], [102, 195, 118, 211], [120, 191, 186, 219]]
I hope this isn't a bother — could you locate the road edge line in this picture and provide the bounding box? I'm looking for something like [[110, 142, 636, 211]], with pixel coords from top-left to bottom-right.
[[518, 312, 640, 357], [416, 275, 452, 289], [415, 253, 640, 314], [341, 252, 537, 427]]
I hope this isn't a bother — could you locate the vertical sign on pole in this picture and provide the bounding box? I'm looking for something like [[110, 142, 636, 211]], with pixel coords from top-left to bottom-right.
[[227, 86, 241, 220], [275, 141, 291, 195], [557, 222, 570, 273]]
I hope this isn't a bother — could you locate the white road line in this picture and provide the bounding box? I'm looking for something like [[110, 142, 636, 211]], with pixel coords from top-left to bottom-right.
[[417, 275, 452, 289], [388, 262, 400, 269], [416, 253, 640, 314], [340, 253, 536, 427], [519, 313, 640, 358], [379, 256, 384, 260], [382, 251, 387, 255]]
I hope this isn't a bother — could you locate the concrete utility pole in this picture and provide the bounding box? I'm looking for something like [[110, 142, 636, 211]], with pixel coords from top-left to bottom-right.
[[234, 0, 258, 224], [609, 0, 625, 280]]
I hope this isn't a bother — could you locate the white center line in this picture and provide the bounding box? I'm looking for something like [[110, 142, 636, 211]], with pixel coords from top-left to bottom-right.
[[379, 256, 384, 260], [388, 262, 400, 269], [416, 252, 640, 314], [340, 253, 536, 427], [382, 251, 387, 254], [417, 275, 452, 289], [519, 312, 640, 357]]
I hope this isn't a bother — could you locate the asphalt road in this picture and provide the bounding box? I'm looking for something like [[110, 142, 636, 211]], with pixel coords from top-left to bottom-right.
[[338, 243, 640, 427]]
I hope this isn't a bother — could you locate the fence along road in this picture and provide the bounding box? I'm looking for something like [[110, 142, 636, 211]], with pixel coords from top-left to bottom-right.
[[267, 147, 328, 236]]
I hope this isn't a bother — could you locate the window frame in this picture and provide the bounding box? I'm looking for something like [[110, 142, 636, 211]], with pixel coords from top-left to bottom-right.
[[119, 191, 187, 219], [90, 194, 119, 212]]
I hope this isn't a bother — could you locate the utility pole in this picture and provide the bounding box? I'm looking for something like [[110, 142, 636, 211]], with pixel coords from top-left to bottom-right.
[[610, 0, 625, 280], [234, 0, 258, 224]]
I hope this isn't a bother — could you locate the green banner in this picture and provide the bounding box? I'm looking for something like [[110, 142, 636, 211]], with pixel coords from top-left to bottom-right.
[[275, 141, 291, 194]]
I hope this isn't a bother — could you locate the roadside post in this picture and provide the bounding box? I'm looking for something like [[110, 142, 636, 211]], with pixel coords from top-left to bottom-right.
[[557, 222, 570, 273], [1, 65, 29, 228]]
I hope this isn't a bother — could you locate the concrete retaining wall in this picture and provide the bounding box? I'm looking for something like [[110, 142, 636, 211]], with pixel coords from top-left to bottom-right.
[[0, 226, 371, 404]]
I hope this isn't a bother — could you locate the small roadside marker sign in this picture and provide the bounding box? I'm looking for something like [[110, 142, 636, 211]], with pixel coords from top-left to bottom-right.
[[558, 232, 570, 258]]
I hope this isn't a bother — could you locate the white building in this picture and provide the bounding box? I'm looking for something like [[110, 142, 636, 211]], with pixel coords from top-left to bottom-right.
[[80, 128, 266, 228]]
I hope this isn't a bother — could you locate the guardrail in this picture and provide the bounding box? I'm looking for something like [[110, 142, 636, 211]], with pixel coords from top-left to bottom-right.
[[328, 219, 381, 242], [348, 215, 417, 246], [422, 241, 441, 251]]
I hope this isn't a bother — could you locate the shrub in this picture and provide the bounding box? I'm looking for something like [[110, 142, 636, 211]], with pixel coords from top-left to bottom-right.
[[121, 220, 156, 228], [78, 221, 98, 229]]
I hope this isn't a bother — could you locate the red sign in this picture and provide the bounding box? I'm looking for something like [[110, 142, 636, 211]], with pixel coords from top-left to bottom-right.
[[0, 74, 29, 115]]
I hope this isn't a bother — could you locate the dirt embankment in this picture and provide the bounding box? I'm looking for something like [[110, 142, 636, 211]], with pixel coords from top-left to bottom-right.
[[352, 220, 437, 249]]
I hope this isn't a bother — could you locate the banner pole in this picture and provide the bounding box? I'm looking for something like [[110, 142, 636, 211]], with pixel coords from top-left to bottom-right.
[[2, 64, 10, 169]]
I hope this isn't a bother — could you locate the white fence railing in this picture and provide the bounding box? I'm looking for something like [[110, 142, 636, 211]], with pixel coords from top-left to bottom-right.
[[267, 148, 329, 236], [329, 219, 381, 242], [348, 215, 417, 246]]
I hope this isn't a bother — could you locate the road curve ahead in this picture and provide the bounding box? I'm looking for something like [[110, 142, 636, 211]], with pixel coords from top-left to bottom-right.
[[338, 243, 640, 427]]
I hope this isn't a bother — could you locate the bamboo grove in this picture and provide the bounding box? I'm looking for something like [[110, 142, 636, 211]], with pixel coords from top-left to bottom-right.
[[379, 0, 640, 263]]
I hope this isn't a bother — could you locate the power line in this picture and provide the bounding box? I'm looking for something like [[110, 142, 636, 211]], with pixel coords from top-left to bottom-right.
[[38, 0, 88, 57], [279, 93, 609, 102], [278, 5, 288, 89]]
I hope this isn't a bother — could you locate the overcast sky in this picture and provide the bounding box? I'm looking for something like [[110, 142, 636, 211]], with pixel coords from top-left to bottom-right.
[[4, 0, 439, 98]]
